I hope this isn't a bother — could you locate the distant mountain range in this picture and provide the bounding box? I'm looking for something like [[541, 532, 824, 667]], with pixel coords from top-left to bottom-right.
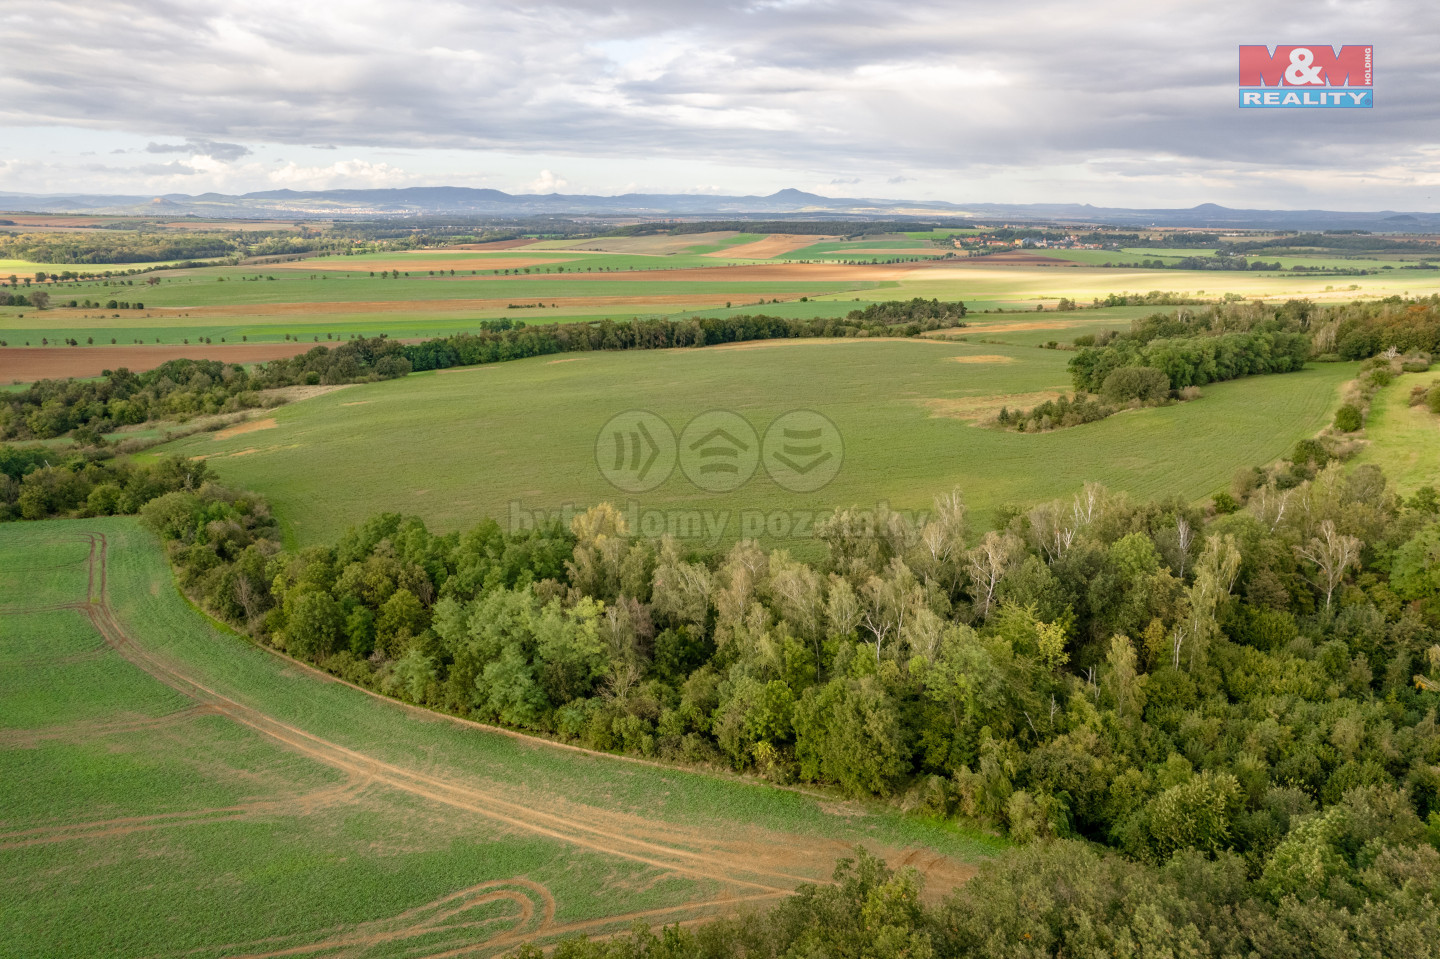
[[1, 187, 1437, 232]]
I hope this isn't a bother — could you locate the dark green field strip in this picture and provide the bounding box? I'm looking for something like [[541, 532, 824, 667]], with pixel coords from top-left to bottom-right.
[[98, 277, 865, 308]]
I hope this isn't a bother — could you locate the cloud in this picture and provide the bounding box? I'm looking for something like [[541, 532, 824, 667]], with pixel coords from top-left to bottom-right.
[[526, 169, 568, 193], [145, 138, 252, 162], [267, 159, 409, 189], [0, 1, 1434, 206], [830, 177, 861, 185], [887, 175, 912, 184], [137, 161, 198, 175]]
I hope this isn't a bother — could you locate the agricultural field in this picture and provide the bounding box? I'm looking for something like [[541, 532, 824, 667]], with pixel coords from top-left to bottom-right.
[[0, 519, 999, 958], [4, 228, 1439, 365], [152, 327, 1355, 549]]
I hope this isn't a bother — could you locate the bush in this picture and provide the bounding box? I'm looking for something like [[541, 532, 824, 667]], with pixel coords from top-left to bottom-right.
[[1333, 404, 1364, 432], [1100, 366, 1170, 404]]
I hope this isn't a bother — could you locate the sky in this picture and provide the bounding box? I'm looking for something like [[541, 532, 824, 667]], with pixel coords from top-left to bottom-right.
[[0, 0, 1436, 209]]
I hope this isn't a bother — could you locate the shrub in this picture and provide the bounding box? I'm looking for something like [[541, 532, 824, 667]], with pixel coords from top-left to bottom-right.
[[1333, 404, 1364, 432], [1101, 366, 1170, 404]]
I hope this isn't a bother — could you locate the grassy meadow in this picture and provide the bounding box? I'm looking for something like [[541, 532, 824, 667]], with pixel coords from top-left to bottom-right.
[[0, 518, 1000, 958], [1351, 369, 1440, 494], [152, 332, 1355, 549]]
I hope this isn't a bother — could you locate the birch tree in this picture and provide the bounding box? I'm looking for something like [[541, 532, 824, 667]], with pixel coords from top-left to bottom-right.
[[1295, 519, 1362, 610]]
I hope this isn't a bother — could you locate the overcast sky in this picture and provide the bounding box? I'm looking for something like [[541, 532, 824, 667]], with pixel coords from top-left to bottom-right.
[[0, 1, 1435, 209]]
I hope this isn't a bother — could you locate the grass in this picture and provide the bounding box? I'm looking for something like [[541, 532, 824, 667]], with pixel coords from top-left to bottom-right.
[[1351, 370, 1440, 494], [0, 518, 1002, 958], [150, 337, 1354, 550]]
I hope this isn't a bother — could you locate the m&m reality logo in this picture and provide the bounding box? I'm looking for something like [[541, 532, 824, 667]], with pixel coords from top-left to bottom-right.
[[1239, 45, 1373, 109]]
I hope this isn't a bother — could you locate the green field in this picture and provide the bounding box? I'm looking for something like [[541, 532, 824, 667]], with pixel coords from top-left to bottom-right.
[[0, 519, 1000, 958], [151, 331, 1355, 548], [1351, 370, 1440, 493]]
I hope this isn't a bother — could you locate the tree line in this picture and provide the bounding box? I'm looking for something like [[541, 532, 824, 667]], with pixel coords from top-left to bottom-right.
[[399, 301, 964, 371], [0, 339, 411, 441], [0, 231, 239, 264]]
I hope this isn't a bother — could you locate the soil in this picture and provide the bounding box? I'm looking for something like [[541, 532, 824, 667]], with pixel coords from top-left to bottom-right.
[[712, 235, 830, 259], [0, 343, 322, 382], [213, 418, 277, 441], [947, 354, 1017, 364]]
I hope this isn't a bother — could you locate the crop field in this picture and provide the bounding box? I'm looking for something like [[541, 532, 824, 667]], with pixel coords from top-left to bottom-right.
[[151, 329, 1356, 549], [5, 250, 1434, 362], [0, 519, 999, 958], [4, 240, 1440, 359]]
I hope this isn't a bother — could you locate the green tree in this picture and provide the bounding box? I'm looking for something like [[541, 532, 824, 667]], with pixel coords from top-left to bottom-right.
[[794, 676, 909, 796], [1145, 770, 1242, 859], [285, 591, 343, 658]]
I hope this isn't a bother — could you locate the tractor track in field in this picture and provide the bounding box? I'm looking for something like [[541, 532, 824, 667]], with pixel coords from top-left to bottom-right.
[[70, 531, 821, 900], [209, 881, 787, 959]]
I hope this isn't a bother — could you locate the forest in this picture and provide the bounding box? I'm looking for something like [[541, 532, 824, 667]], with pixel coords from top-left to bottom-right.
[[131, 450, 1440, 957]]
